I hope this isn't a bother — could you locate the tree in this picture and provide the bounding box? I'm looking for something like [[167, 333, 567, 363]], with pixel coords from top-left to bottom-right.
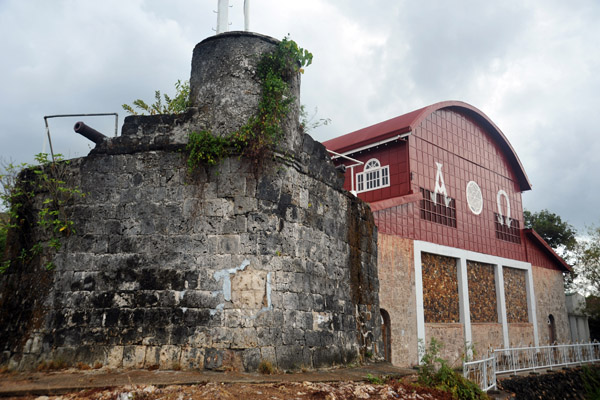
[[524, 209, 577, 257], [0, 213, 6, 261], [575, 226, 600, 295]]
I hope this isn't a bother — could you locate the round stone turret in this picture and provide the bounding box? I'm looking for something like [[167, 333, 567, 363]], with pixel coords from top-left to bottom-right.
[[190, 32, 302, 153]]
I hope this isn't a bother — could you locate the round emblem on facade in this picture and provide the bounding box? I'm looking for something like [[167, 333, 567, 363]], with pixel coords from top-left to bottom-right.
[[466, 181, 483, 215]]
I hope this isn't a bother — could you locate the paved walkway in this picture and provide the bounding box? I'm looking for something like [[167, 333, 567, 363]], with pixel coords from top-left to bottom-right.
[[0, 363, 414, 397]]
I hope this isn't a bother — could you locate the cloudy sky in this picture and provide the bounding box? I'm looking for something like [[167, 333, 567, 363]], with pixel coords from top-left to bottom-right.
[[0, 0, 598, 231]]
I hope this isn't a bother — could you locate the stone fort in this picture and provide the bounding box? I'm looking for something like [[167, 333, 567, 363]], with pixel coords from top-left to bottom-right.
[[0, 32, 382, 371]]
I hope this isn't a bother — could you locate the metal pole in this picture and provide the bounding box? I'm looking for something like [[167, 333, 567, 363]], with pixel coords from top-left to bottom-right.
[[217, 0, 229, 34], [43, 117, 56, 163], [244, 0, 250, 31]]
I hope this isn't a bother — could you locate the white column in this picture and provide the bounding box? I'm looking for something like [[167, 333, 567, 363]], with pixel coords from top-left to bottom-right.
[[457, 257, 472, 358], [495, 265, 510, 349], [414, 248, 425, 363], [525, 268, 540, 347]]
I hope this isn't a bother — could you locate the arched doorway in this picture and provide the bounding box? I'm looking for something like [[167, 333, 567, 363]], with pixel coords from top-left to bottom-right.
[[380, 309, 391, 362], [548, 314, 557, 344]]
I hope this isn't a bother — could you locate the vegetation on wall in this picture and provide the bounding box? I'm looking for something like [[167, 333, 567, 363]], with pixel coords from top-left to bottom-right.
[[121, 37, 316, 171], [122, 80, 190, 116], [0, 154, 85, 273], [186, 36, 312, 171]]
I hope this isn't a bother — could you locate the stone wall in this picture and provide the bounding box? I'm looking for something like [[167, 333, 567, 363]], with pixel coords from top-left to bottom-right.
[[533, 266, 570, 344], [424, 323, 464, 367], [471, 323, 503, 355], [377, 234, 418, 366], [508, 323, 534, 347], [0, 32, 381, 371]]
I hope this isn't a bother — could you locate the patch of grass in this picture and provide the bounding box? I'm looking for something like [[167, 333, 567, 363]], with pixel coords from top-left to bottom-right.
[[76, 362, 91, 370], [171, 362, 182, 371], [366, 373, 386, 385], [36, 358, 69, 372], [258, 360, 275, 375]]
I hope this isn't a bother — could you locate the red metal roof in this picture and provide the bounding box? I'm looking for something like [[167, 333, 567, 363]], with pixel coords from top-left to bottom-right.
[[524, 228, 572, 272], [322, 100, 532, 191]]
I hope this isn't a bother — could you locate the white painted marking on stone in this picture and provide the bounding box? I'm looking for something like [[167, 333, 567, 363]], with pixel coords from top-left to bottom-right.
[[213, 259, 250, 302]]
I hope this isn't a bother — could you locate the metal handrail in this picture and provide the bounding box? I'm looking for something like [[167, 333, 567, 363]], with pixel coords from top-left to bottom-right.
[[43, 113, 118, 161], [464, 342, 600, 392]]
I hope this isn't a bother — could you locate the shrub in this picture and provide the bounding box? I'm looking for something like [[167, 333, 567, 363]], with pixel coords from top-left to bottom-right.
[[123, 80, 190, 116], [258, 360, 275, 375], [418, 338, 487, 400]]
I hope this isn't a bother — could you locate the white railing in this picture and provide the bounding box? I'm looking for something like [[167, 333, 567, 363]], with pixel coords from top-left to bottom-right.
[[464, 353, 496, 392], [463, 342, 600, 392]]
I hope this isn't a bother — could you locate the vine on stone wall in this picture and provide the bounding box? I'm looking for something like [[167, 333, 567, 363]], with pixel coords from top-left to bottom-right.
[[0, 153, 85, 273], [186, 36, 312, 172]]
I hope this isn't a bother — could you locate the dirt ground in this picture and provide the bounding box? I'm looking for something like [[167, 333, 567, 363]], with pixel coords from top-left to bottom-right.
[[0, 363, 464, 400], [10, 382, 464, 400], [3, 380, 457, 400]]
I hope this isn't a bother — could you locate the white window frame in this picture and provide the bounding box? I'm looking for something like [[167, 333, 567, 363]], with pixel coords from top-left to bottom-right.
[[356, 158, 390, 193]]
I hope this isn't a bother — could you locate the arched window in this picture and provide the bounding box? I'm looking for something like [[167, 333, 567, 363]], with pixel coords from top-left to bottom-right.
[[356, 158, 390, 193]]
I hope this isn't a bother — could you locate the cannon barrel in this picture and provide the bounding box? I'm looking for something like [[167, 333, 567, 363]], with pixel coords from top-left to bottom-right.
[[73, 121, 107, 144]]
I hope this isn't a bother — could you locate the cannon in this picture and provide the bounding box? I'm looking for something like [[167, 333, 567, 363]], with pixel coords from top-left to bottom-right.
[[73, 121, 107, 144]]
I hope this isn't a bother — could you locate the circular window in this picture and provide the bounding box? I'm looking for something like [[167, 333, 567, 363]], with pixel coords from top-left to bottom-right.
[[466, 181, 483, 215]]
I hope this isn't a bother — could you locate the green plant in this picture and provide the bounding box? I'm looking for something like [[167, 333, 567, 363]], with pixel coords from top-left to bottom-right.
[[122, 79, 190, 115], [582, 365, 600, 400], [186, 130, 231, 171], [0, 153, 85, 274], [418, 338, 486, 400], [0, 213, 7, 264], [366, 373, 385, 385], [300, 105, 331, 133], [186, 36, 313, 172], [258, 360, 275, 375]]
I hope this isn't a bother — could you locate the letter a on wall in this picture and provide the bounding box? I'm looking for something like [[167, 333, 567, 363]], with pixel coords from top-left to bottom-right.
[[432, 162, 451, 207]]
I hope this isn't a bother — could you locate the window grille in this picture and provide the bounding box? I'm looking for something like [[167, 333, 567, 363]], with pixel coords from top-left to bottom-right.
[[419, 187, 457, 228], [494, 213, 521, 243]]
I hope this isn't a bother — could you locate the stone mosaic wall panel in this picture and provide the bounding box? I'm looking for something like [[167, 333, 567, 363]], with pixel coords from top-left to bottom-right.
[[422, 253, 459, 323], [504, 267, 528, 323], [467, 261, 498, 323]]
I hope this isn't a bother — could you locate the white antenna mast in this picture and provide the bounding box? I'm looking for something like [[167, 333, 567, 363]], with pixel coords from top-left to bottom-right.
[[244, 0, 250, 31], [216, 0, 229, 34]]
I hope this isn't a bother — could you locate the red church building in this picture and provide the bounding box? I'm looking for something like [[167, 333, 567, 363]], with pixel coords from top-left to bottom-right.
[[323, 101, 571, 366]]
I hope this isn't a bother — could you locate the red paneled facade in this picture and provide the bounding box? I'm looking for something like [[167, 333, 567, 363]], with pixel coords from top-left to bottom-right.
[[324, 101, 572, 366], [331, 105, 528, 261]]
